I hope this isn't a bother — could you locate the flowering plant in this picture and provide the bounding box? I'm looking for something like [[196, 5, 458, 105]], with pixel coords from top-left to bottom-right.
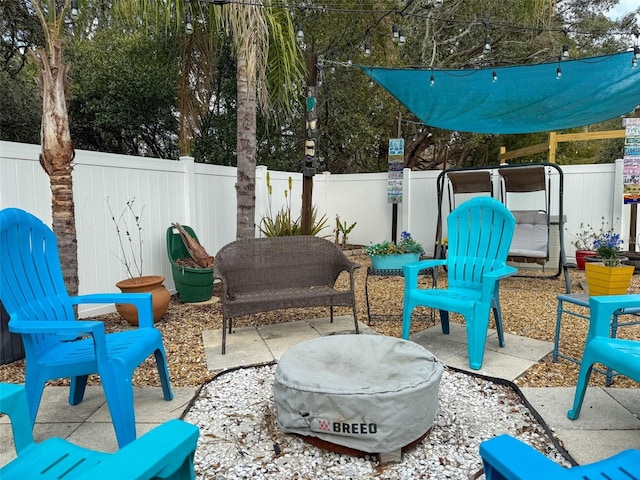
[[593, 232, 624, 267], [570, 218, 619, 252], [364, 231, 423, 256]]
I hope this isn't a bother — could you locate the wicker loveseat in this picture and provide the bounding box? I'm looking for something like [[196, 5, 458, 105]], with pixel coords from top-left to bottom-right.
[[214, 236, 360, 354]]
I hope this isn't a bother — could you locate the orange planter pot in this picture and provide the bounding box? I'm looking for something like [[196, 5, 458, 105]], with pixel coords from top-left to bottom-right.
[[115, 275, 170, 325], [584, 263, 634, 296]]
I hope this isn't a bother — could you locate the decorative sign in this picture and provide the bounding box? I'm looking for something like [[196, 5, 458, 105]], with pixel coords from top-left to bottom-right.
[[623, 118, 640, 204], [387, 138, 404, 204]]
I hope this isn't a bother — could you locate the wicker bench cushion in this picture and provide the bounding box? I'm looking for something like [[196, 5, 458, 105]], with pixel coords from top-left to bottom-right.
[[225, 287, 355, 318]]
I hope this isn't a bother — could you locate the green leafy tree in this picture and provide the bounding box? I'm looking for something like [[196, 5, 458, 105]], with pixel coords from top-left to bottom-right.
[[67, 29, 180, 158]]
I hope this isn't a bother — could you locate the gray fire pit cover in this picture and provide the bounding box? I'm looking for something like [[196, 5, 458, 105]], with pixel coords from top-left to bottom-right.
[[274, 334, 443, 454]]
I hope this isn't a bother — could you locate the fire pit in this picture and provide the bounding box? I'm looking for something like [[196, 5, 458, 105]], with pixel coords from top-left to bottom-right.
[[274, 335, 443, 459]]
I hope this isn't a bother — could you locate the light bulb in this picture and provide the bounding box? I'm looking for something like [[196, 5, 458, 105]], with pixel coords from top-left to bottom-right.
[[364, 43, 371, 57], [634, 46, 640, 60], [562, 45, 569, 58], [392, 24, 399, 42], [70, 0, 79, 20], [556, 66, 562, 79], [186, 11, 193, 34], [346, 57, 352, 66], [429, 74, 435, 86], [492, 70, 498, 82], [399, 29, 406, 45], [483, 36, 491, 54]]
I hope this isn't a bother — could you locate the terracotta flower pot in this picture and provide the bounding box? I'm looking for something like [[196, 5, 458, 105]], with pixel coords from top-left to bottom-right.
[[115, 275, 170, 325]]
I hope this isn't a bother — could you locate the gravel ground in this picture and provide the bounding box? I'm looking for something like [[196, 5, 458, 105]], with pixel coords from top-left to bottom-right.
[[1, 252, 639, 390], [184, 364, 571, 480]]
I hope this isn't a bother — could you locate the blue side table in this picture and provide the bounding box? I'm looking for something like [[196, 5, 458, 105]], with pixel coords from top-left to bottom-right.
[[553, 293, 640, 386]]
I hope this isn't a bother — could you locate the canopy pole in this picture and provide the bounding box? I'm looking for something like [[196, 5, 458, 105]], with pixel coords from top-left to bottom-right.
[[391, 113, 402, 243]]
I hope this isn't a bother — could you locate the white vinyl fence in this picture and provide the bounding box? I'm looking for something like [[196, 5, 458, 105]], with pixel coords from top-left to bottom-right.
[[0, 140, 631, 317]]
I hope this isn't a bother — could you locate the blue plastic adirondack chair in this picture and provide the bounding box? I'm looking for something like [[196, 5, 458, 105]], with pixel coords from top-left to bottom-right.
[[568, 294, 640, 420], [0, 208, 173, 448], [402, 197, 517, 370], [0, 382, 199, 479], [480, 434, 640, 479]]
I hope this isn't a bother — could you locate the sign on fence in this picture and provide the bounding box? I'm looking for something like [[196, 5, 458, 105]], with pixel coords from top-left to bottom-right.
[[387, 138, 404, 204], [623, 118, 640, 204]]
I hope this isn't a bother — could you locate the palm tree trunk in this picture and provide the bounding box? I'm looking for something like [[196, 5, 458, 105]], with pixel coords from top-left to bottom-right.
[[235, 52, 257, 240], [34, 30, 79, 296]]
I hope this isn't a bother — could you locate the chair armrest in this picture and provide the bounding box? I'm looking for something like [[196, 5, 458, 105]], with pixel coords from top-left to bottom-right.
[[479, 434, 565, 480], [481, 266, 517, 298], [403, 260, 446, 290], [483, 265, 518, 281], [72, 293, 154, 329], [0, 383, 35, 454], [9, 319, 104, 337], [79, 419, 200, 480], [9, 319, 109, 363]]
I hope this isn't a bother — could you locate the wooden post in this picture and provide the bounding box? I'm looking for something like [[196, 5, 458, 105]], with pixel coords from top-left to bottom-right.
[[548, 131, 557, 164], [630, 204, 637, 252], [302, 53, 317, 235]]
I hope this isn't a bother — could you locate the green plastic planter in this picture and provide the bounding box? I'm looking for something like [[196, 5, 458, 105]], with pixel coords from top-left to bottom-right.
[[166, 225, 214, 303]]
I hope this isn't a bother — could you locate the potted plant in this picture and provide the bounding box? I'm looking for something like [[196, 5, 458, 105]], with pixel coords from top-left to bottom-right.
[[364, 231, 423, 271], [108, 198, 170, 325], [570, 222, 597, 270], [584, 230, 634, 296]]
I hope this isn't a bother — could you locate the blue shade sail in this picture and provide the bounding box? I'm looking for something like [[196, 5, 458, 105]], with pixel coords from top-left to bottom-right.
[[361, 52, 640, 134]]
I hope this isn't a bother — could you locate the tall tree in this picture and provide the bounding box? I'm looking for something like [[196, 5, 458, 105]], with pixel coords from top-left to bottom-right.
[[25, 0, 79, 294], [121, 0, 305, 240]]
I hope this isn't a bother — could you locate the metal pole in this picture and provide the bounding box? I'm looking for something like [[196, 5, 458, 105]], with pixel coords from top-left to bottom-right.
[[302, 53, 318, 235]]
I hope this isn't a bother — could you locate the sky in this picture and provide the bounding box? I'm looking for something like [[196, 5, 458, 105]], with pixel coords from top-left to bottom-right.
[[606, 0, 640, 19]]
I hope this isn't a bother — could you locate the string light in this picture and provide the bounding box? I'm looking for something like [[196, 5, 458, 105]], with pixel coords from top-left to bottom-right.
[[185, 6, 194, 34], [297, 24, 304, 44], [492, 70, 498, 82], [562, 45, 569, 58], [392, 24, 399, 42], [429, 69, 435, 86], [398, 29, 406, 46], [70, 0, 79, 20], [483, 36, 491, 53], [364, 42, 371, 57], [482, 22, 491, 54]]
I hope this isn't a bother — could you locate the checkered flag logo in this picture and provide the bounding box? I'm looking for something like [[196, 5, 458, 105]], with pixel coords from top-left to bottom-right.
[[318, 419, 330, 432]]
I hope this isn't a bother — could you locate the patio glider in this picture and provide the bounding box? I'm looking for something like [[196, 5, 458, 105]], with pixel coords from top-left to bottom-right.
[[402, 197, 517, 370], [0, 382, 199, 479], [0, 208, 173, 448], [480, 434, 640, 479], [567, 294, 640, 421]]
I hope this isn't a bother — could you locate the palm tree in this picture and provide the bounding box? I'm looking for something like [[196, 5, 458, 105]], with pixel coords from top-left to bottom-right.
[[129, 0, 305, 239], [28, 0, 79, 294], [190, 2, 305, 239]]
